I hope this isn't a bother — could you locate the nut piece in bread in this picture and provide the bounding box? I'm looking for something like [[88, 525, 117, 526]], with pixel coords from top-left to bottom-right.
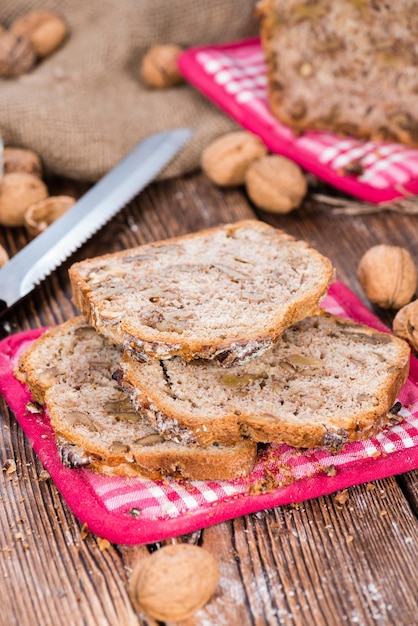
[[69, 220, 334, 365], [121, 313, 410, 450]]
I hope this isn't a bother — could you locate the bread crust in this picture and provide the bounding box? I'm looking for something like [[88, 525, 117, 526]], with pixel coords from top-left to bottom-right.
[[69, 220, 334, 365], [56, 435, 257, 480]]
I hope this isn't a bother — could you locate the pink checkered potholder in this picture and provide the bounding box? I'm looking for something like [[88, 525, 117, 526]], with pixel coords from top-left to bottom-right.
[[178, 39, 418, 204], [1, 281, 418, 545]]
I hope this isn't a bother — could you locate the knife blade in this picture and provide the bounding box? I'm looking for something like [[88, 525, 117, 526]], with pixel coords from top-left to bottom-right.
[[0, 128, 192, 314]]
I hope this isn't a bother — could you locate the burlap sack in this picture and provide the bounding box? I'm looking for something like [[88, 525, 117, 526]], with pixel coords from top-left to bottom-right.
[[0, 0, 258, 182]]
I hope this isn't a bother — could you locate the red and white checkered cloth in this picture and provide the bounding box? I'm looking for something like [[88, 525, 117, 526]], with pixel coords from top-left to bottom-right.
[[178, 39, 418, 204], [1, 281, 417, 544]]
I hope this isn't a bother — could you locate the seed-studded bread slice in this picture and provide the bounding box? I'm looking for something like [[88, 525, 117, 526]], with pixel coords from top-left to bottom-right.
[[121, 313, 410, 451], [69, 220, 334, 366], [257, 0, 418, 147], [17, 318, 257, 480]]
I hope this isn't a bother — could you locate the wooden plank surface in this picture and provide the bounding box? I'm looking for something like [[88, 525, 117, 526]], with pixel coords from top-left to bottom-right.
[[1, 172, 417, 626]]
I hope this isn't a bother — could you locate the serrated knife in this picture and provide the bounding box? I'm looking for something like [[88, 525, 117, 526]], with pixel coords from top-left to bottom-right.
[[0, 128, 192, 315]]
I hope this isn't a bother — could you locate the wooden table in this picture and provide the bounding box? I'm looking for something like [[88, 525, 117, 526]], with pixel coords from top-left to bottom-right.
[[1, 171, 417, 626]]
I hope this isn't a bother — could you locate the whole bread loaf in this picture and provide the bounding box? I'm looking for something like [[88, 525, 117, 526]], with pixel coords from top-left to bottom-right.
[[121, 313, 410, 450], [257, 0, 418, 146], [69, 220, 334, 366], [17, 318, 258, 480]]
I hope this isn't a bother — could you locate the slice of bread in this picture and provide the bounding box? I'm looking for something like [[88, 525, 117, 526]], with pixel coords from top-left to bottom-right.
[[17, 318, 258, 480], [121, 313, 410, 451], [257, 0, 418, 147], [69, 220, 334, 365]]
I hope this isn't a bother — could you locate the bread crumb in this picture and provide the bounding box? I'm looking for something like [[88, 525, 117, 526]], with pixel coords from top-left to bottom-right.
[[38, 469, 51, 481], [324, 465, 337, 477], [248, 471, 284, 494], [25, 401, 43, 414], [80, 523, 89, 540], [2, 459, 16, 474], [97, 537, 110, 552], [335, 490, 349, 505]]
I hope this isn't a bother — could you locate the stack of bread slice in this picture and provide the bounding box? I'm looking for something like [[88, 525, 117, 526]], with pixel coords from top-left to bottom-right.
[[17, 220, 410, 481]]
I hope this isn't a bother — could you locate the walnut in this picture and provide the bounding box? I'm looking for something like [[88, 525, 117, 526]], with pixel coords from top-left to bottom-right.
[[393, 300, 418, 352], [245, 155, 308, 213], [140, 44, 184, 88], [10, 11, 68, 58], [24, 195, 75, 238], [0, 31, 36, 77], [0, 244, 9, 267], [245, 154, 307, 213], [128, 544, 219, 621], [201, 131, 268, 186], [3, 147, 42, 178], [357, 245, 417, 309], [0, 172, 48, 227]]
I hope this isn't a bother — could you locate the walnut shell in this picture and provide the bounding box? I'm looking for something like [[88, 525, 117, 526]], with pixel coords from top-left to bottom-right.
[[140, 44, 184, 88], [24, 195, 75, 238], [201, 131, 268, 186], [0, 31, 36, 77], [245, 155, 307, 214], [3, 147, 43, 178], [393, 300, 418, 352], [10, 11, 68, 58], [0, 244, 9, 267], [0, 173, 48, 227], [357, 245, 417, 309], [129, 544, 219, 621]]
